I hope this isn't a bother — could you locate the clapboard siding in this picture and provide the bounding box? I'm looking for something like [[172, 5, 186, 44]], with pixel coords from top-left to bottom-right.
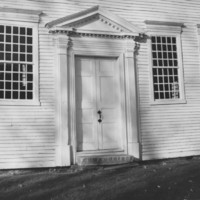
[[137, 9, 200, 159], [0, 0, 200, 167], [0, 1, 57, 168]]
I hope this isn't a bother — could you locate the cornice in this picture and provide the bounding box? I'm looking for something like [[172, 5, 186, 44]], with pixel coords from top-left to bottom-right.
[[45, 6, 99, 29], [145, 20, 184, 34], [0, 7, 42, 15], [49, 28, 139, 40], [0, 7, 42, 23], [145, 20, 184, 27]]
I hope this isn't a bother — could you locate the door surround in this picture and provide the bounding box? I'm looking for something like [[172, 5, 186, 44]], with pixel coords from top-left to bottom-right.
[[47, 5, 144, 165], [67, 37, 140, 164]]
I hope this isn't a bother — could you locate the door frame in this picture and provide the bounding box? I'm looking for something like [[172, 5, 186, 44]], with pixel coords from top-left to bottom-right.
[[74, 55, 126, 154], [69, 49, 127, 162], [66, 36, 140, 164]]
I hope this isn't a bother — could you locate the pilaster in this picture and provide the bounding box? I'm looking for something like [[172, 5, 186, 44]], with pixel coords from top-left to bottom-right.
[[124, 39, 140, 159], [54, 35, 71, 166]]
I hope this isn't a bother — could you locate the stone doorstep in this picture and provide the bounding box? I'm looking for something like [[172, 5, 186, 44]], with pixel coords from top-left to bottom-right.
[[76, 155, 135, 166]]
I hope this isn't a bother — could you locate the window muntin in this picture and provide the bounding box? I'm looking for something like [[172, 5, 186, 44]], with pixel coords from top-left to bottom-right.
[[151, 36, 180, 100], [0, 25, 34, 100]]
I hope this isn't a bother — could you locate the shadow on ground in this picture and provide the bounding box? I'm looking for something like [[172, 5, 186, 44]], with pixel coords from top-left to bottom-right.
[[0, 157, 200, 200]]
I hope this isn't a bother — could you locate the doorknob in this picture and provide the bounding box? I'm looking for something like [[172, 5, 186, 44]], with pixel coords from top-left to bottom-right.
[[97, 110, 102, 123], [97, 110, 101, 115]]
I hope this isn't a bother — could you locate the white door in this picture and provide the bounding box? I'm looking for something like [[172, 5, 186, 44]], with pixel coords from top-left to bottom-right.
[[76, 56, 123, 152]]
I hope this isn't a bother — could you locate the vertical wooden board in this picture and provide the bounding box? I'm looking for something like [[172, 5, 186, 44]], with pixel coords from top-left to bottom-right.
[[75, 57, 98, 151], [98, 58, 122, 150]]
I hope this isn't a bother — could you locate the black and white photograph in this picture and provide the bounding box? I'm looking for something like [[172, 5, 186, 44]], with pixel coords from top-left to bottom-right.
[[0, 0, 200, 199]]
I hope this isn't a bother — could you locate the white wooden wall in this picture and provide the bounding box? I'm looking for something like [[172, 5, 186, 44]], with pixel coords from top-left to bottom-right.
[[1, 0, 200, 168]]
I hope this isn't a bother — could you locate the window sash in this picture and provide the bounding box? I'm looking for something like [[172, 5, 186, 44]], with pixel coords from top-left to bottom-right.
[[0, 21, 39, 105], [0, 62, 33, 100], [0, 24, 34, 101], [151, 35, 181, 101]]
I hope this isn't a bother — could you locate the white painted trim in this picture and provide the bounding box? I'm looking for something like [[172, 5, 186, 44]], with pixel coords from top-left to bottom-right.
[[67, 37, 140, 163], [0, 7, 42, 23], [69, 50, 76, 164], [145, 20, 183, 34], [72, 49, 122, 57], [196, 25, 200, 71], [150, 99, 187, 105], [145, 20, 184, 27], [97, 6, 144, 33], [77, 150, 125, 156], [71, 52, 127, 162], [146, 31, 181, 36], [0, 7, 42, 15], [118, 53, 128, 154], [0, 100, 40, 106], [46, 5, 144, 34], [124, 39, 140, 159], [70, 29, 136, 36], [148, 37, 155, 105], [49, 14, 141, 163], [33, 23, 40, 104], [176, 33, 186, 100], [53, 35, 71, 167]]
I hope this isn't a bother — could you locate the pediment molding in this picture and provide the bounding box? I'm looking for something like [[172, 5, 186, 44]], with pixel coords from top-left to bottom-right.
[[65, 14, 130, 33], [46, 5, 145, 39]]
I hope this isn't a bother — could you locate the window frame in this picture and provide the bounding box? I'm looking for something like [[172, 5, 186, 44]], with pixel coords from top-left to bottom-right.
[[0, 20, 40, 106], [146, 22, 186, 105]]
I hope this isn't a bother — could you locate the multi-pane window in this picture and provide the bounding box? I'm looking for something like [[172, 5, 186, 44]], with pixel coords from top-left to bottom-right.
[[151, 36, 180, 100], [0, 25, 33, 100]]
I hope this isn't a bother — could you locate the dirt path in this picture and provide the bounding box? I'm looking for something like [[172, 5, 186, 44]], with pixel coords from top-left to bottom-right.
[[0, 157, 200, 200]]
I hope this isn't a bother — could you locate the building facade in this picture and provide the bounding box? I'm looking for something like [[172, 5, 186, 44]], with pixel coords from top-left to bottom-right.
[[1, 0, 200, 168]]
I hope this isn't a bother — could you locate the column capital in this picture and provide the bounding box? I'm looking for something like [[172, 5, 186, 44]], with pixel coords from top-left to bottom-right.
[[53, 35, 70, 53], [124, 39, 136, 58], [134, 42, 140, 55]]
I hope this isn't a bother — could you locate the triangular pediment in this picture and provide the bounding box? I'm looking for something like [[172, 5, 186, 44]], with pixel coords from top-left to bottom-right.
[[46, 6, 144, 36], [64, 14, 132, 33]]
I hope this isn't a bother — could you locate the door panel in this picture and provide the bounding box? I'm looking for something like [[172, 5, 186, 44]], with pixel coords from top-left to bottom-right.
[[99, 77, 115, 106], [77, 123, 96, 150], [76, 58, 94, 76], [98, 59, 115, 74], [102, 123, 120, 149], [76, 58, 98, 151], [97, 58, 122, 150], [76, 56, 123, 152], [76, 77, 94, 107]]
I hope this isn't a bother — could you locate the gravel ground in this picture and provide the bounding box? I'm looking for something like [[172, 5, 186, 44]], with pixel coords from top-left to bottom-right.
[[0, 157, 200, 200]]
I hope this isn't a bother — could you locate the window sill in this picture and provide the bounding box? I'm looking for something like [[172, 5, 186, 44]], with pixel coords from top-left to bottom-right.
[[0, 100, 41, 106], [150, 99, 187, 105]]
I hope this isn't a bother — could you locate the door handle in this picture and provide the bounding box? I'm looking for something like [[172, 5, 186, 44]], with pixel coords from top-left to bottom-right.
[[97, 110, 102, 123]]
